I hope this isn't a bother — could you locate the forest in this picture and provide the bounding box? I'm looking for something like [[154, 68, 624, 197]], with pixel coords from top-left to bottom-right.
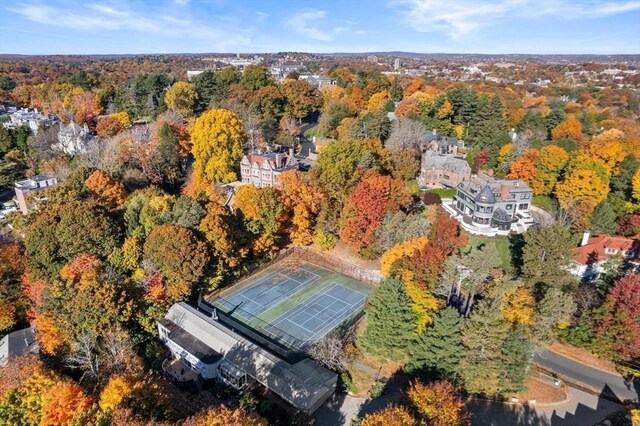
[[0, 55, 639, 425]]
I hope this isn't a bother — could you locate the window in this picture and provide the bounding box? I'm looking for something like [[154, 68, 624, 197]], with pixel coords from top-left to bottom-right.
[[506, 204, 513, 210], [605, 248, 618, 255], [520, 193, 531, 200], [518, 203, 529, 210]]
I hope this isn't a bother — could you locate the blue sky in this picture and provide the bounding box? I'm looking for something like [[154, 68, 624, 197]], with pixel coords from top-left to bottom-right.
[[1, 0, 639, 55]]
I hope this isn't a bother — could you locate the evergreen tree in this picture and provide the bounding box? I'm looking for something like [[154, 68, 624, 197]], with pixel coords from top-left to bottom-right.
[[358, 278, 418, 358], [522, 224, 576, 288], [406, 307, 462, 380], [611, 154, 640, 199], [192, 70, 218, 112], [589, 201, 617, 235], [389, 78, 403, 102], [499, 327, 532, 393], [459, 297, 510, 395]]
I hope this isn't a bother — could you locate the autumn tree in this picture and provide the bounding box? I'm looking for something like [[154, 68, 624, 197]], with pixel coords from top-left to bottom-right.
[[24, 201, 122, 278], [551, 114, 583, 141], [100, 375, 136, 412], [593, 274, 640, 362], [0, 238, 26, 333], [96, 111, 131, 138], [279, 170, 324, 245], [190, 108, 246, 191], [403, 380, 470, 426], [341, 171, 411, 253], [85, 169, 127, 208], [251, 85, 286, 121], [234, 185, 286, 257], [199, 200, 248, 285], [183, 404, 267, 426], [360, 404, 416, 426], [40, 380, 91, 425], [358, 278, 418, 358], [164, 81, 197, 117], [143, 224, 209, 301], [311, 138, 392, 204], [282, 79, 322, 122]]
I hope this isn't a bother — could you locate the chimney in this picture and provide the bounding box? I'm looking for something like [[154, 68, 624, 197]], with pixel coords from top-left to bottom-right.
[[581, 230, 591, 247], [432, 129, 437, 135], [275, 153, 283, 169], [500, 183, 509, 201]]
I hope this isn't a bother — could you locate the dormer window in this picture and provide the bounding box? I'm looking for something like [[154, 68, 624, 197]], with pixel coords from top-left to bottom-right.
[[604, 248, 618, 255]]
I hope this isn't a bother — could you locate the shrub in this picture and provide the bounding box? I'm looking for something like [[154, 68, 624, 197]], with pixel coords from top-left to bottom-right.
[[315, 229, 338, 251], [369, 380, 386, 398]]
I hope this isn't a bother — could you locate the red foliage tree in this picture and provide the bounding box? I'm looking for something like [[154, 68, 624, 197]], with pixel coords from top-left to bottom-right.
[[340, 171, 411, 252], [472, 151, 489, 173], [618, 213, 640, 238], [594, 274, 640, 361]]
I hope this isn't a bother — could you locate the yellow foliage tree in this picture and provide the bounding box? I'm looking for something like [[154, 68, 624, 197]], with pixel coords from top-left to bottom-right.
[[633, 168, 640, 201], [405, 281, 441, 333], [165, 81, 198, 117], [380, 236, 429, 277], [502, 286, 535, 325], [534, 145, 569, 195], [367, 90, 389, 112], [32, 313, 63, 355], [555, 164, 610, 227], [112, 111, 131, 128], [191, 109, 246, 186], [12, 366, 57, 425], [99, 375, 135, 411], [437, 100, 453, 120], [279, 170, 323, 245]]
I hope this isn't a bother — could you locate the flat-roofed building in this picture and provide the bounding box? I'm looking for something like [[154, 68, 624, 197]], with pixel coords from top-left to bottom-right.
[[14, 175, 58, 215], [158, 302, 337, 413]]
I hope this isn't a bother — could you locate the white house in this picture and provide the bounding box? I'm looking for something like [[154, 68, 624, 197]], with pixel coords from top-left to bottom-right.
[[239, 149, 297, 188], [571, 231, 640, 280]]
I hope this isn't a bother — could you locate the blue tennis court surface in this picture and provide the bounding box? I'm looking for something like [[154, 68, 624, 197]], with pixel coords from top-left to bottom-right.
[[213, 267, 320, 320], [209, 262, 371, 350], [264, 283, 367, 345]]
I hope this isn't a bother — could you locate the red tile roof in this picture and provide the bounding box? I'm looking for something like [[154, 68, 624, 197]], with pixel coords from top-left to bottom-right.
[[574, 235, 639, 265]]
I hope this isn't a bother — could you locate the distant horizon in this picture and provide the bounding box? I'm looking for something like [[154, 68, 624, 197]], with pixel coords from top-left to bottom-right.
[[1, 51, 640, 58], [1, 0, 639, 56]]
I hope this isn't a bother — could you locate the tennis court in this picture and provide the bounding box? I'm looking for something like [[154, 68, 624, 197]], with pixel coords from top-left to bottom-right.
[[208, 261, 370, 349]]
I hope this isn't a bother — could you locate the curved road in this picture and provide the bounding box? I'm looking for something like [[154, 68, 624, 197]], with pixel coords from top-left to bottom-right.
[[533, 350, 638, 402]]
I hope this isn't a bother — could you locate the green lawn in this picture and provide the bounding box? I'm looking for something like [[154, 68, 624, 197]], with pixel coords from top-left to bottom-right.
[[303, 125, 319, 138], [424, 188, 457, 198], [532, 195, 556, 211], [464, 235, 514, 272]]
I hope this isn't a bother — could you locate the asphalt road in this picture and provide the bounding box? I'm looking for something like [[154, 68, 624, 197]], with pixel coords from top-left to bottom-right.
[[533, 350, 639, 402]]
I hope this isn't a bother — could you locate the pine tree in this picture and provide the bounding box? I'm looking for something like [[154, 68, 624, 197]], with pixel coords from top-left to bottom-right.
[[589, 201, 617, 235], [459, 297, 510, 395], [406, 307, 462, 380], [358, 278, 418, 358], [499, 327, 532, 393]]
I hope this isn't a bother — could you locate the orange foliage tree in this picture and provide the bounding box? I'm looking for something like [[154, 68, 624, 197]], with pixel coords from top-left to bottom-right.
[[279, 170, 324, 245], [40, 381, 92, 426], [183, 405, 267, 426], [85, 170, 127, 208], [361, 404, 416, 426], [403, 380, 470, 426], [551, 114, 583, 141]]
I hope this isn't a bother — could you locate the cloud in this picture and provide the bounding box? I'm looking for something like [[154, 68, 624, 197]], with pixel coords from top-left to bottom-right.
[[390, 0, 640, 38], [6, 1, 252, 49], [256, 11, 269, 22], [174, 0, 190, 5], [287, 9, 367, 42]]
